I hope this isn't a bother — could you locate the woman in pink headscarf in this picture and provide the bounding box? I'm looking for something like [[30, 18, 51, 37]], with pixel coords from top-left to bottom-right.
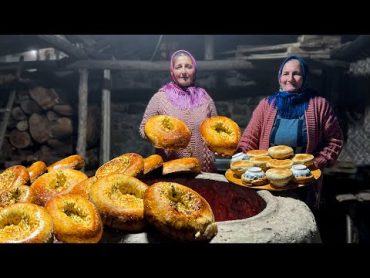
[[139, 50, 218, 172]]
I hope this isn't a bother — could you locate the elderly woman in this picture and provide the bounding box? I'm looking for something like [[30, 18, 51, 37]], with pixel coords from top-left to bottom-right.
[[139, 50, 218, 172], [237, 55, 344, 211]]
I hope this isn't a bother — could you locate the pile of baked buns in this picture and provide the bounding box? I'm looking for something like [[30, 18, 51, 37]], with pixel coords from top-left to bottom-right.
[[0, 152, 217, 243], [230, 145, 316, 188]]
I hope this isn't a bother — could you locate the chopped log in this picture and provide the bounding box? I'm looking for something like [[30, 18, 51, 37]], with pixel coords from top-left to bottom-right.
[[50, 117, 73, 139], [8, 129, 31, 149], [16, 120, 28, 132], [29, 86, 60, 110], [20, 99, 42, 115], [53, 104, 74, 116], [29, 113, 51, 143], [15, 90, 30, 103], [47, 138, 74, 155], [46, 110, 59, 121], [11, 106, 27, 121], [66, 59, 254, 71]]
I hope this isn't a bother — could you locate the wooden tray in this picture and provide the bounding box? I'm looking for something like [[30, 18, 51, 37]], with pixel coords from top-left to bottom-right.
[[225, 168, 321, 191]]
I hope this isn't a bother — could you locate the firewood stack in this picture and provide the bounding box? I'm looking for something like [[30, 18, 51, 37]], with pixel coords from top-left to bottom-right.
[[2, 86, 100, 171]]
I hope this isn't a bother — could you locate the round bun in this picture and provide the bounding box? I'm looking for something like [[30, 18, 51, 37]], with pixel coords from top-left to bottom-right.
[[95, 153, 144, 178], [200, 116, 241, 156], [47, 154, 85, 172], [144, 115, 191, 150], [230, 160, 255, 177], [45, 194, 103, 243], [249, 156, 273, 171], [0, 203, 53, 243], [266, 159, 293, 169], [265, 168, 293, 187], [144, 182, 218, 242], [30, 169, 88, 206], [27, 161, 47, 184], [268, 145, 294, 159], [143, 154, 163, 175], [89, 174, 148, 232], [292, 154, 315, 167], [246, 149, 269, 158], [0, 165, 30, 207], [162, 157, 201, 175], [68, 176, 98, 199]]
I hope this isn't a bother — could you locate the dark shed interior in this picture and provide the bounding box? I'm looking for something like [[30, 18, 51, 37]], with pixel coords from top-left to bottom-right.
[[1, 34, 370, 243]]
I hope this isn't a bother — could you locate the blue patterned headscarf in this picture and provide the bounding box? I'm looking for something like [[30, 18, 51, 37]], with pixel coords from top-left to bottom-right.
[[267, 55, 316, 119]]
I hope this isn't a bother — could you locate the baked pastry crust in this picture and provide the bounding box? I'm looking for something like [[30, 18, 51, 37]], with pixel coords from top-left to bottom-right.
[[143, 154, 163, 175], [47, 154, 85, 172], [144, 182, 217, 241], [95, 153, 144, 178], [89, 174, 148, 232], [45, 194, 103, 243], [200, 116, 241, 156], [162, 157, 201, 175], [144, 115, 191, 150], [0, 203, 53, 243], [268, 145, 294, 159]]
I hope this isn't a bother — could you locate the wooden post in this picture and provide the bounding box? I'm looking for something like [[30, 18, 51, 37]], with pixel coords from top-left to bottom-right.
[[204, 35, 214, 60], [76, 68, 88, 159], [100, 69, 111, 164]]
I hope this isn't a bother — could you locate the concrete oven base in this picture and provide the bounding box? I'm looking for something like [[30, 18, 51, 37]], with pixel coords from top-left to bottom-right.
[[102, 189, 321, 244]]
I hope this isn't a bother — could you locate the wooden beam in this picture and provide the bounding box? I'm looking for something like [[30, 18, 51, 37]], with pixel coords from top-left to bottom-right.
[[222, 43, 300, 55], [332, 35, 370, 61], [37, 35, 88, 59], [76, 68, 88, 159], [100, 69, 111, 164], [66, 59, 254, 71], [0, 60, 58, 71]]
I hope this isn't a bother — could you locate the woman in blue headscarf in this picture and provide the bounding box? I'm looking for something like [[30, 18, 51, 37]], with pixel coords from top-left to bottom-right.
[[237, 55, 344, 211]]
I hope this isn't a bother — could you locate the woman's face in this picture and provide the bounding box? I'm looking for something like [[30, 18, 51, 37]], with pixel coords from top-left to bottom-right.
[[172, 54, 195, 87], [279, 59, 303, 92]]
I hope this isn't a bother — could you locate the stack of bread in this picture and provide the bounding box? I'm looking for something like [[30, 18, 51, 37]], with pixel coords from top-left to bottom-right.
[[229, 145, 316, 188]]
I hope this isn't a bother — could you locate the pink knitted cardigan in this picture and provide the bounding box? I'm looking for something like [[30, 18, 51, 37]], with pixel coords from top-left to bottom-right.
[[237, 96, 343, 169], [139, 90, 218, 172]]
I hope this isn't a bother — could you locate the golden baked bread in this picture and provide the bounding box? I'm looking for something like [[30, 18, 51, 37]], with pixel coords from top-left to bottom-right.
[[0, 185, 33, 208], [162, 157, 201, 175], [30, 169, 88, 206], [268, 145, 294, 159], [45, 194, 103, 243], [230, 160, 255, 177], [68, 176, 98, 199], [266, 159, 294, 169], [292, 153, 315, 167], [27, 161, 47, 184], [249, 156, 273, 171], [0, 165, 30, 191], [89, 174, 148, 232], [0, 203, 53, 243], [246, 149, 269, 158], [200, 116, 241, 156], [95, 153, 144, 178], [47, 154, 85, 172], [144, 115, 191, 150], [143, 154, 163, 175], [0, 165, 30, 207], [265, 168, 293, 187], [144, 182, 218, 242]]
